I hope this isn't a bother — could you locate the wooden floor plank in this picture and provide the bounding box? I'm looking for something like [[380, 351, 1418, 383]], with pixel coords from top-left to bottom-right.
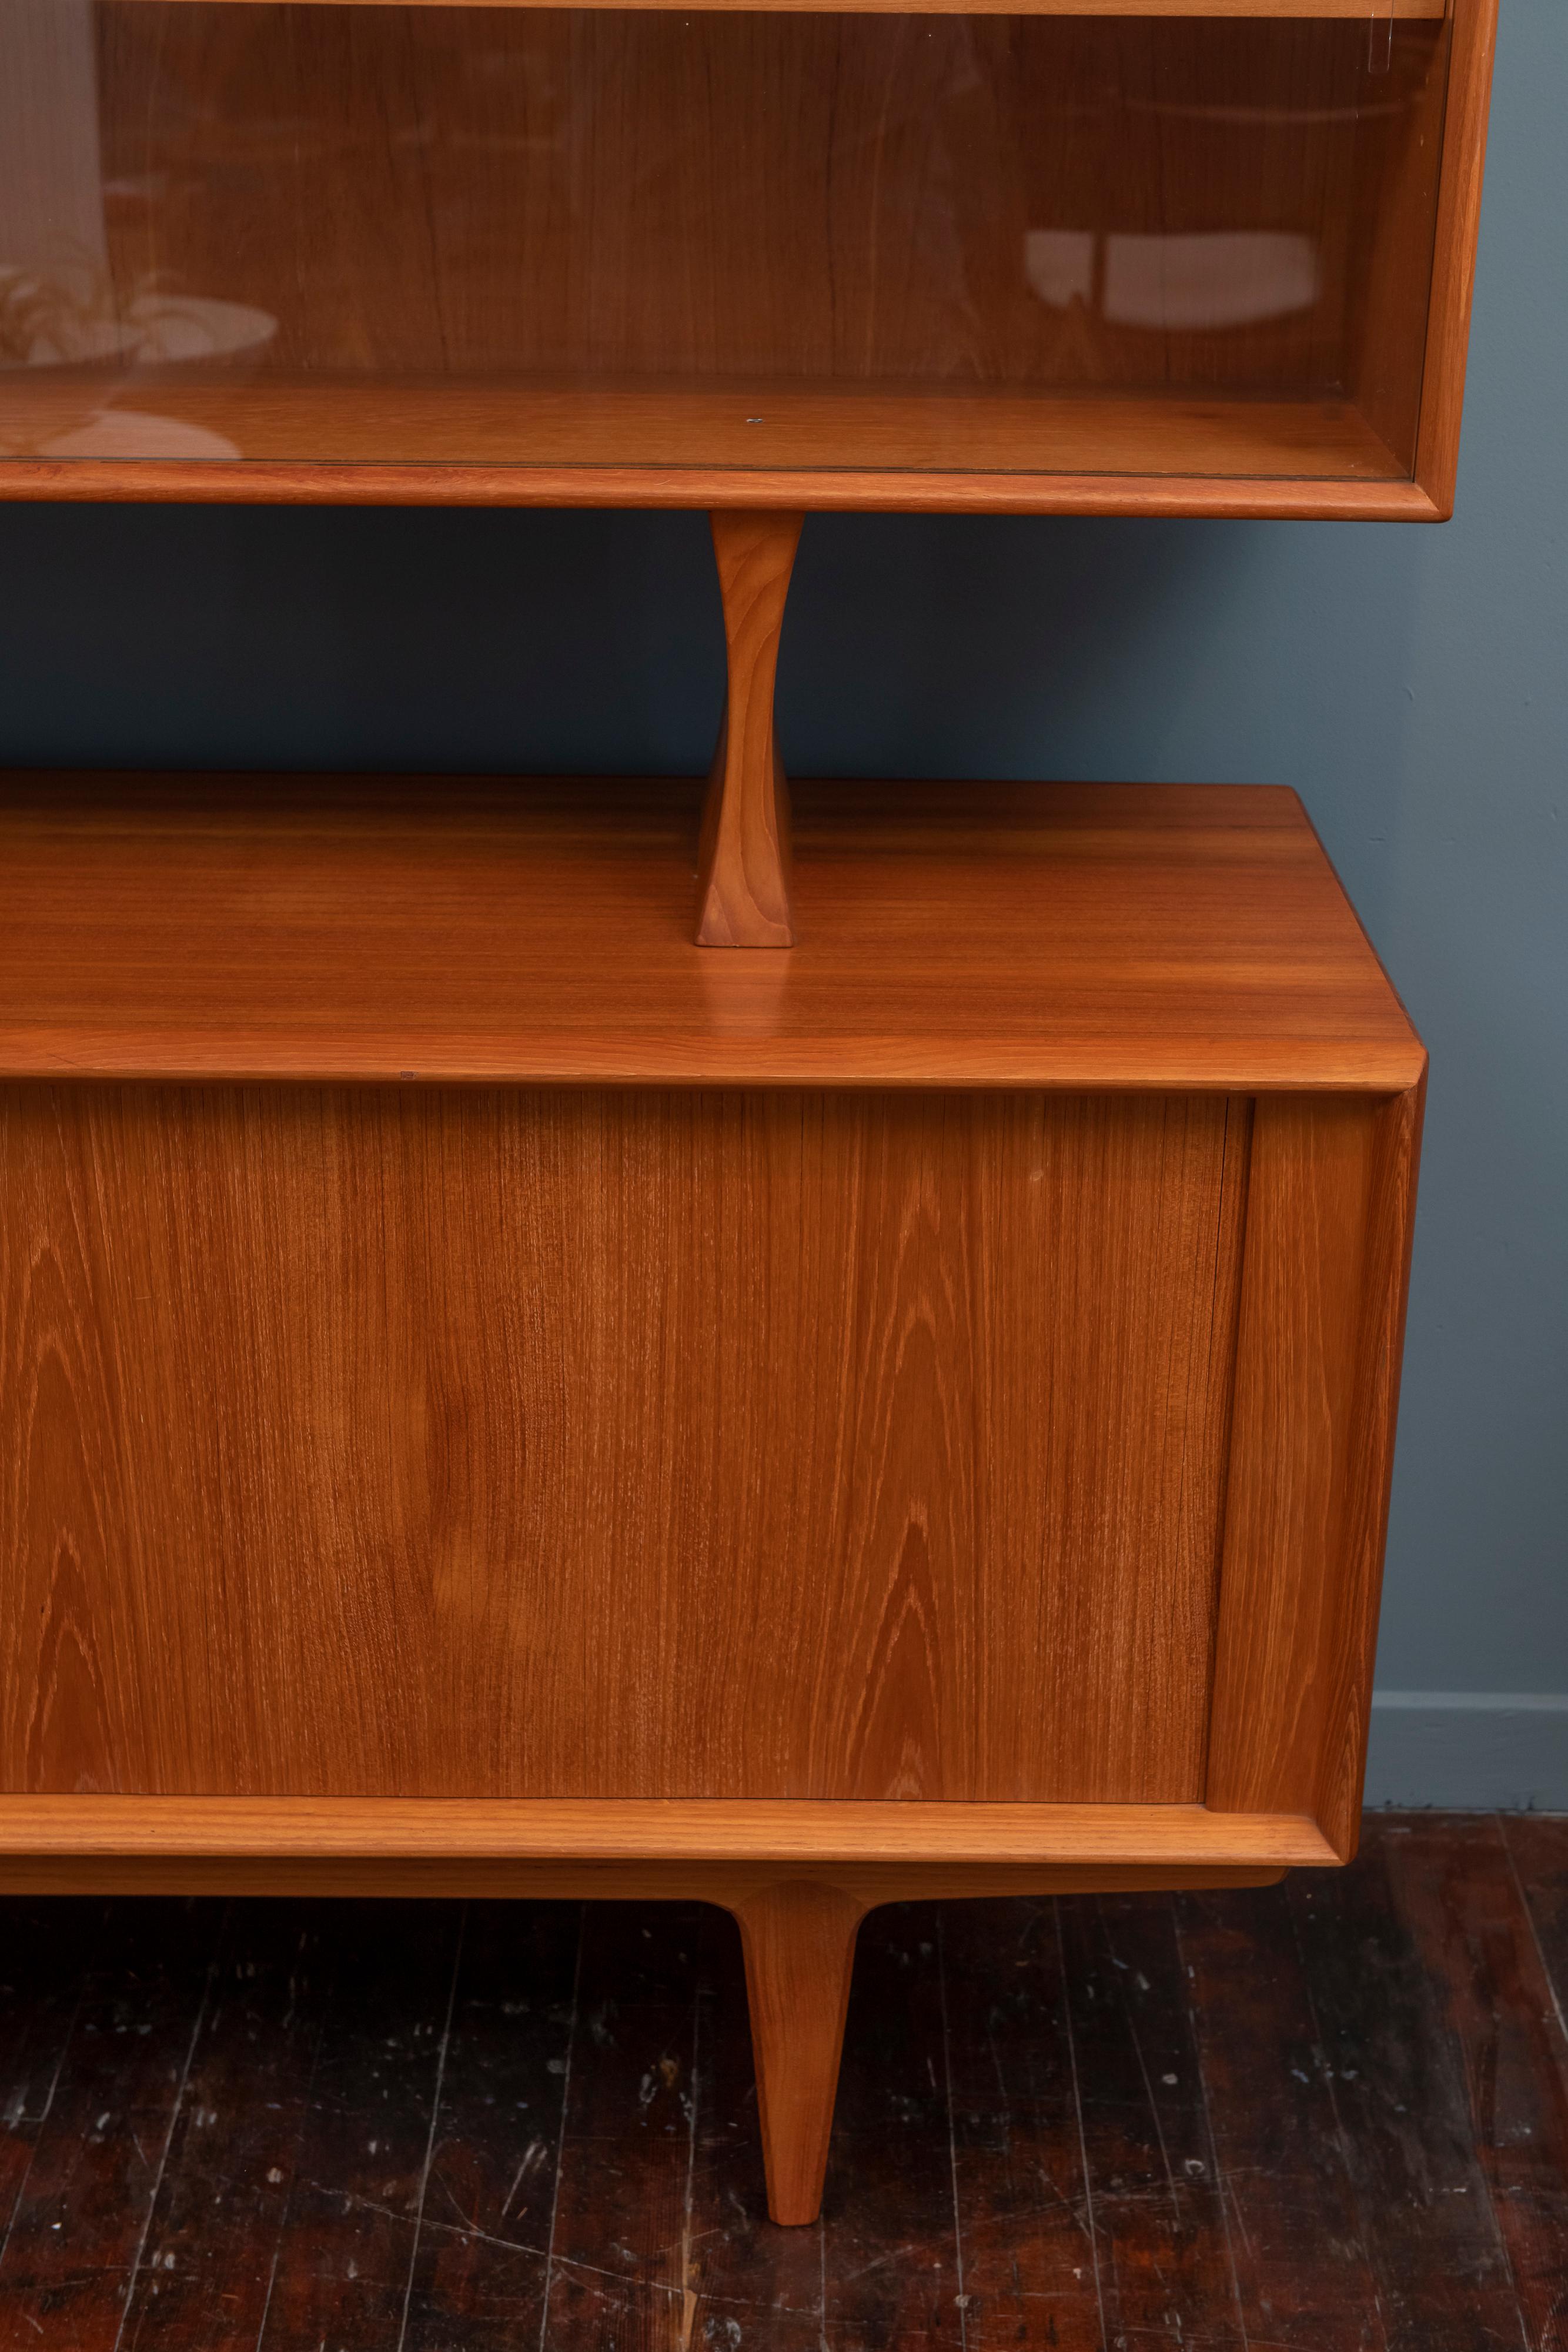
[[1387, 1815, 1568, 2352], [0, 1825, 1563, 2348], [539, 1900, 704, 2350], [1057, 1891, 1245, 2349], [0, 1897, 226, 2351], [116, 1900, 340, 2350], [1505, 1813, 1568, 2023], [0, 1900, 105, 2264], [400, 1899, 581, 2351], [681, 1907, 827, 2351], [1175, 1882, 1386, 2350], [822, 1902, 965, 2352], [250, 1899, 466, 2352], [1288, 1830, 1530, 2352], [939, 1897, 1104, 2351]]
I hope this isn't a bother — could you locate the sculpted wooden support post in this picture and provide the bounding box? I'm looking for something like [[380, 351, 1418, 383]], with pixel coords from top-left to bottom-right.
[[728, 1878, 868, 2225], [696, 509, 804, 947]]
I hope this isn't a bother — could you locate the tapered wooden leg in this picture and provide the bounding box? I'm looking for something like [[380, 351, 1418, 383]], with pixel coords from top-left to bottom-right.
[[729, 1877, 867, 2224], [696, 509, 803, 947]]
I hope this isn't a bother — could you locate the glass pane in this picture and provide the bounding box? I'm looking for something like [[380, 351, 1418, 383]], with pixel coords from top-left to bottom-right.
[[0, 1, 1450, 479]]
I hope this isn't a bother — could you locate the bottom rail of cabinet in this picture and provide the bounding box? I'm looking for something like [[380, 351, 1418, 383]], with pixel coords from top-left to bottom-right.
[[0, 1800, 1329, 2223]]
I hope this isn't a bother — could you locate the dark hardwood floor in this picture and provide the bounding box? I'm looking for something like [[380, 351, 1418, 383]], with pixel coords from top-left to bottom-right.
[[1, 1815, 1566, 2350]]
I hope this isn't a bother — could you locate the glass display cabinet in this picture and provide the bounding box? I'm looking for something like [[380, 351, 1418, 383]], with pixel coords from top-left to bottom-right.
[[2, 0, 1492, 516], [0, 0, 1493, 2236]]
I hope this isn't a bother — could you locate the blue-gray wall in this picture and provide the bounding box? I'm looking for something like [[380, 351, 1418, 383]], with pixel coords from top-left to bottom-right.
[[2, 5, 1562, 1805]]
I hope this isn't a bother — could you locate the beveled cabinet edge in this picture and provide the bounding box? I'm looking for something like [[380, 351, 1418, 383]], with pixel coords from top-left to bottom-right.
[[1318, 1077, 1426, 1854], [1205, 1075, 1426, 1860], [0, 466, 1445, 519], [1413, 0, 1500, 517]]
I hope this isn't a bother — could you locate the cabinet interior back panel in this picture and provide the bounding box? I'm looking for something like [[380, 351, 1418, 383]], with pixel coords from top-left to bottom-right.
[[0, 1085, 1248, 1802]]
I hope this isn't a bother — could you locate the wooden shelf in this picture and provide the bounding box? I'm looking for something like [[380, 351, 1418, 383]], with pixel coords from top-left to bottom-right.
[[0, 773, 1423, 1091], [0, 376, 1409, 485]]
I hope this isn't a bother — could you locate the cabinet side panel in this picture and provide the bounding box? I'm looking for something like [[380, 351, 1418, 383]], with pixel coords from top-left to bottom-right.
[[0, 1085, 1244, 1804], [1344, 15, 1449, 475], [1413, 0, 1499, 514], [1205, 1087, 1423, 1853]]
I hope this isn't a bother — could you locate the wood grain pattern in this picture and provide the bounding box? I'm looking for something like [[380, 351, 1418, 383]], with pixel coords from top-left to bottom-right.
[[1205, 1081, 1423, 1856], [0, 1798, 1336, 1867], [113, 1902, 352, 2350], [1176, 1881, 1387, 2347], [1288, 1835, 1533, 2348], [238, 1903, 467, 2351], [0, 1899, 226, 2348], [941, 1896, 1105, 2349], [0, 776, 1426, 1091], [1059, 1893, 1243, 2343], [1504, 1813, 1568, 1997], [1385, 1815, 1568, 2352], [825, 1903, 965, 2337], [537, 1900, 715, 2333], [696, 510, 801, 947], [0, 1900, 100, 2257], [395, 1900, 579, 2349], [0, 1089, 1243, 1803]]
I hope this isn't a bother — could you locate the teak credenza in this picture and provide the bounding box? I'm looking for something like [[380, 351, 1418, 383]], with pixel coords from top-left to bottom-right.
[[0, 0, 1489, 2230], [3, 776, 1424, 2223]]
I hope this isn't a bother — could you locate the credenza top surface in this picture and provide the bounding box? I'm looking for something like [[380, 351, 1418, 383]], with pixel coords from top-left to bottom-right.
[[0, 773, 1422, 1090]]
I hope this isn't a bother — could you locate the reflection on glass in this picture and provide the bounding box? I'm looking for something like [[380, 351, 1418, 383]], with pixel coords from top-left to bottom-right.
[[1025, 230, 1320, 332], [0, 2, 1450, 479], [0, 0, 273, 452]]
